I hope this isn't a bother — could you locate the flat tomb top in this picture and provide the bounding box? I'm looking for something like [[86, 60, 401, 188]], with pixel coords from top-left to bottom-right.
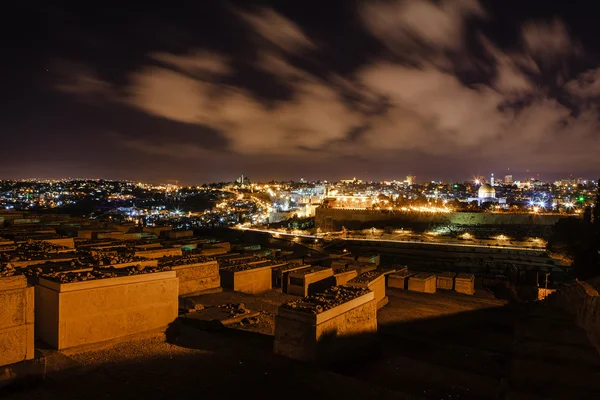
[[411, 273, 436, 281], [456, 273, 475, 281]]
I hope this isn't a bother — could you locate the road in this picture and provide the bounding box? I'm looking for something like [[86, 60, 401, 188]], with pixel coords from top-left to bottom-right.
[[236, 227, 546, 252]]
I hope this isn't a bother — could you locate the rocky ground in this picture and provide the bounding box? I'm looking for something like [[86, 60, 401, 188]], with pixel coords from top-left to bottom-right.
[[4, 287, 599, 400]]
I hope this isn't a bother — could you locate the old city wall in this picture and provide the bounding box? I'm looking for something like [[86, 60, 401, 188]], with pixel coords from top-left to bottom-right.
[[315, 208, 564, 231]]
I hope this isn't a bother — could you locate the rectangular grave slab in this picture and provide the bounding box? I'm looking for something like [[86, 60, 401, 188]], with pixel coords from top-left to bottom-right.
[[455, 273, 475, 295], [0, 275, 34, 367], [35, 271, 178, 351], [436, 272, 456, 290], [387, 270, 415, 290], [408, 273, 437, 294], [274, 290, 377, 364], [286, 267, 334, 297], [272, 264, 311, 291], [334, 270, 358, 286], [219, 264, 272, 294], [170, 260, 220, 296], [347, 271, 387, 309]]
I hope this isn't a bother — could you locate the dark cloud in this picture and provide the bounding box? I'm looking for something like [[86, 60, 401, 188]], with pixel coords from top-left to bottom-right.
[[2, 1, 600, 183]]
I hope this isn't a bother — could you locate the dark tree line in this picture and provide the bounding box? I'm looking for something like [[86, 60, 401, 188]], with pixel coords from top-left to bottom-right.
[[548, 179, 600, 280]]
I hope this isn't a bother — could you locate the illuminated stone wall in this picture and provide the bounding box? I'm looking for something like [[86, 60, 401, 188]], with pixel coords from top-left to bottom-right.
[[0, 275, 34, 367]]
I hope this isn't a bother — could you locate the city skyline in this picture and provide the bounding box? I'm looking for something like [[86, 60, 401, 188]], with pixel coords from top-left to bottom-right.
[[3, 1, 600, 182]]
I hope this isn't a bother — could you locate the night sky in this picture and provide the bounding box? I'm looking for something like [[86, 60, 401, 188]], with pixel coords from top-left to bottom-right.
[[3, 0, 600, 184]]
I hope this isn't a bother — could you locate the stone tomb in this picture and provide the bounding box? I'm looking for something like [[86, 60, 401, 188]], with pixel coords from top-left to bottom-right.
[[347, 271, 388, 309], [0, 275, 34, 367], [35, 271, 178, 351], [455, 273, 475, 295], [274, 287, 377, 364], [436, 272, 456, 290], [219, 264, 272, 294], [286, 266, 334, 297], [408, 273, 437, 294], [387, 270, 415, 290], [272, 264, 311, 291], [135, 247, 182, 259], [170, 260, 220, 296], [101, 259, 158, 270], [333, 269, 358, 286]]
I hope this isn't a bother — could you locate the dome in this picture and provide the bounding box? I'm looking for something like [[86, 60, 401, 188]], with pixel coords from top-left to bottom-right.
[[478, 183, 496, 198]]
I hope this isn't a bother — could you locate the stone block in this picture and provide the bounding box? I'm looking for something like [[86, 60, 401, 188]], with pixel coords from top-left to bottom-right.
[[274, 291, 377, 364], [271, 264, 311, 290], [408, 273, 437, 294], [286, 267, 334, 297], [219, 265, 272, 294], [170, 261, 220, 296], [436, 272, 456, 290], [334, 270, 358, 286], [455, 273, 475, 295], [0, 276, 34, 367], [35, 271, 178, 351], [387, 270, 415, 290], [347, 272, 387, 308]]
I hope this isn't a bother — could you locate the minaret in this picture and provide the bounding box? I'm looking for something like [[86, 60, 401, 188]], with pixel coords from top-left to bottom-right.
[[490, 173, 495, 186]]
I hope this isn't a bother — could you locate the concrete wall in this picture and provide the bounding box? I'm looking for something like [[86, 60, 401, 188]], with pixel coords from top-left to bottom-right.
[[35, 271, 178, 351], [171, 261, 220, 296], [0, 276, 34, 367], [274, 291, 377, 363]]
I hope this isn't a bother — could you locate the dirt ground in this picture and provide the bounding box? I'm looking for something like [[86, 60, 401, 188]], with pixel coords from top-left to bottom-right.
[[4, 287, 599, 400]]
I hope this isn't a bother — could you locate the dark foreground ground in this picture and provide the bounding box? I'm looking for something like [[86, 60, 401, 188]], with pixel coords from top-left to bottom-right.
[[3, 288, 599, 400]]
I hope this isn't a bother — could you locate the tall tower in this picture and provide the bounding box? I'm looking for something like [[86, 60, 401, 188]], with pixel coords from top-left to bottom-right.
[[490, 173, 495, 186]]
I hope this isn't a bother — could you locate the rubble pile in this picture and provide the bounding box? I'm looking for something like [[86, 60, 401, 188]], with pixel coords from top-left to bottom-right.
[[219, 303, 252, 316], [221, 263, 270, 272], [219, 256, 269, 267], [93, 253, 145, 266], [157, 255, 215, 268], [124, 265, 170, 275], [351, 270, 384, 283], [8, 240, 69, 260], [283, 286, 371, 314], [41, 270, 118, 283], [0, 263, 17, 277]]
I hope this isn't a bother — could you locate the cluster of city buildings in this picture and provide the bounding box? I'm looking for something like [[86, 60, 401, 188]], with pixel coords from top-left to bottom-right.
[[0, 174, 596, 234]]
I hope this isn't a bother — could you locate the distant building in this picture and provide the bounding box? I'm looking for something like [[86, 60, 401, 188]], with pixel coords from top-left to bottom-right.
[[340, 177, 362, 184], [236, 175, 250, 184], [467, 183, 506, 206], [504, 175, 513, 185], [405, 175, 414, 186]]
